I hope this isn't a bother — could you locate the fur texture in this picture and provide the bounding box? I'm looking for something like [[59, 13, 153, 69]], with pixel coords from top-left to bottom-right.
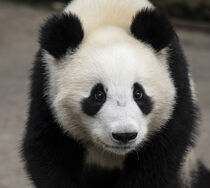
[[22, 0, 210, 187]]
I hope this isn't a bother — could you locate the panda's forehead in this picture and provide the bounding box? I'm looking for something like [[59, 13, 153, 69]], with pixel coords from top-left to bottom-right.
[[69, 27, 158, 87]]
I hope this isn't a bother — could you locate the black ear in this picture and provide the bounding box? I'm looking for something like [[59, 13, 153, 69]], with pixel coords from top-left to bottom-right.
[[130, 8, 174, 52], [40, 13, 84, 59]]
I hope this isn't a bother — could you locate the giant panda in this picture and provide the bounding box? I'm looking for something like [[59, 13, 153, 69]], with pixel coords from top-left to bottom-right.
[[22, 0, 210, 187]]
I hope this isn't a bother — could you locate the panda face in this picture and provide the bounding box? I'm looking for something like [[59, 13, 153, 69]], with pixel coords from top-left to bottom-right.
[[46, 26, 176, 155], [80, 81, 151, 155]]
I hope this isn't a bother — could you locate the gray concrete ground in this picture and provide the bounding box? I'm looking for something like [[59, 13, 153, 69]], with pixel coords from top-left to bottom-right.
[[0, 1, 210, 187]]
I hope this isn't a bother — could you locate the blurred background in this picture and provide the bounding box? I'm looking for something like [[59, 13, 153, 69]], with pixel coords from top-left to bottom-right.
[[0, 0, 210, 187]]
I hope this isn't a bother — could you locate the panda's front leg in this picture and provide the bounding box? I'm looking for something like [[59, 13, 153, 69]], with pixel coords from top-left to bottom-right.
[[23, 141, 86, 188], [22, 121, 86, 188]]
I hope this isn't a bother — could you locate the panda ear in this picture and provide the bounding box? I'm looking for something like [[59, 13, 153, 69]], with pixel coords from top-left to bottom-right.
[[40, 13, 84, 59], [130, 8, 174, 52]]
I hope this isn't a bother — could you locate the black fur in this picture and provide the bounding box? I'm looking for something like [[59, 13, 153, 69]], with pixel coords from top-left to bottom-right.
[[133, 82, 153, 115], [22, 8, 210, 188], [82, 83, 106, 116], [131, 8, 174, 52], [40, 13, 84, 59]]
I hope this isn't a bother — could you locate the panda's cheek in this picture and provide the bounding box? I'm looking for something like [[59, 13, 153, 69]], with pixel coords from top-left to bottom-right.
[[87, 120, 111, 143], [136, 118, 149, 140]]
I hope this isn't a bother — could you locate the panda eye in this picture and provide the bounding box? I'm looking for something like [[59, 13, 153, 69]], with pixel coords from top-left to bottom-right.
[[133, 83, 144, 101], [91, 83, 106, 103], [94, 90, 106, 102], [133, 89, 143, 101]]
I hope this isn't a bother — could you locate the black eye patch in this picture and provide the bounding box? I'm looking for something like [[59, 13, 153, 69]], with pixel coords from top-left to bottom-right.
[[81, 83, 106, 116], [133, 83, 153, 115]]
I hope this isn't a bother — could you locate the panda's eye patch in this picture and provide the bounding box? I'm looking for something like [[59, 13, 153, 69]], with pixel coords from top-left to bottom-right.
[[82, 83, 106, 116], [91, 84, 106, 103], [133, 82, 153, 115]]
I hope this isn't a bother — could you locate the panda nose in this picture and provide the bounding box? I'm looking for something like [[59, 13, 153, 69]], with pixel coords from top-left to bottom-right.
[[112, 132, 138, 143]]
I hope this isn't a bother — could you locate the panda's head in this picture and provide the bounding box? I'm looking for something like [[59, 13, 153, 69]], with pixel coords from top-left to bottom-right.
[[41, 1, 176, 155]]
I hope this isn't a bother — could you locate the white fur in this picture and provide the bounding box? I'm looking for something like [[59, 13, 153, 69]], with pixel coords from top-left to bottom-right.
[[85, 145, 125, 169]]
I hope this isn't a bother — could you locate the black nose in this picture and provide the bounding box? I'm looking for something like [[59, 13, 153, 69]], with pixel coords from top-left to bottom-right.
[[112, 132, 138, 143]]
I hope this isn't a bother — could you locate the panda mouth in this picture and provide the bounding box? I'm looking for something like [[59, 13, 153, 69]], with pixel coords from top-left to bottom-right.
[[102, 142, 133, 150], [95, 138, 134, 151], [104, 144, 132, 150]]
